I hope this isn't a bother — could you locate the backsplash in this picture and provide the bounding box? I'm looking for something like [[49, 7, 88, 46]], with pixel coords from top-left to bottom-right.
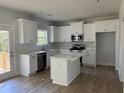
[[48, 42, 95, 50], [16, 42, 96, 54], [16, 43, 43, 54], [84, 42, 96, 49]]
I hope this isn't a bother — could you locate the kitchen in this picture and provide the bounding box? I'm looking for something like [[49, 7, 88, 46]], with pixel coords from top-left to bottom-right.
[[0, 0, 123, 93], [18, 18, 119, 86]]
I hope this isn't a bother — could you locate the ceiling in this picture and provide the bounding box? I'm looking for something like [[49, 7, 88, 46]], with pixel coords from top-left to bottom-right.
[[0, 0, 121, 21]]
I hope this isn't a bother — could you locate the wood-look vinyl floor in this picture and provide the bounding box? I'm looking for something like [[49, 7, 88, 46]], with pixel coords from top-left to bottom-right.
[[0, 66, 123, 93]]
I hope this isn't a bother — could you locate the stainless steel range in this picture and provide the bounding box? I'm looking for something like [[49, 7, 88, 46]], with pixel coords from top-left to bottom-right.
[[69, 44, 85, 66]]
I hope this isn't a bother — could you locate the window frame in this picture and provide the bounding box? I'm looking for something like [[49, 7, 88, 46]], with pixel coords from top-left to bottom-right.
[[37, 29, 48, 46]]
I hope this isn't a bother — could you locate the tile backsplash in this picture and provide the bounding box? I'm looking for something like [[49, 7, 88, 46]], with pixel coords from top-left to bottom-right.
[[48, 42, 95, 50]]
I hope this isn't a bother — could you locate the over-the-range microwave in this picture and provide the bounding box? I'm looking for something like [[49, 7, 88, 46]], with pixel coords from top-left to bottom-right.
[[71, 33, 84, 42]]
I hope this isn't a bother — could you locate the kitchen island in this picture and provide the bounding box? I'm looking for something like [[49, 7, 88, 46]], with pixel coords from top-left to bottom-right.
[[50, 54, 81, 86]]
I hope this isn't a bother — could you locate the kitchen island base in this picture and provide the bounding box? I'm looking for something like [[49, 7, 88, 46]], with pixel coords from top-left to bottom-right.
[[50, 54, 80, 86]]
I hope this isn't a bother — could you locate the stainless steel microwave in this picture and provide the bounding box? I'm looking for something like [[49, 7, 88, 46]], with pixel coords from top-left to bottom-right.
[[71, 33, 84, 42]]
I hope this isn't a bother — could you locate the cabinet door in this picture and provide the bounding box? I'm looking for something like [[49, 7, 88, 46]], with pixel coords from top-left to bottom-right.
[[50, 58, 67, 84], [48, 26, 54, 42], [84, 23, 95, 42], [70, 22, 83, 34], [106, 21, 116, 32], [64, 26, 71, 42], [95, 22, 106, 33], [83, 51, 96, 66], [49, 26, 58, 42], [57, 27, 66, 42], [18, 19, 38, 44], [57, 26, 71, 42], [30, 22, 38, 43], [30, 54, 37, 74], [95, 20, 116, 33]]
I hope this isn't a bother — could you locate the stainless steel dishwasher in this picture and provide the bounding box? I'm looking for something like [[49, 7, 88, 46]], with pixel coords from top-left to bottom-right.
[[37, 52, 47, 72]]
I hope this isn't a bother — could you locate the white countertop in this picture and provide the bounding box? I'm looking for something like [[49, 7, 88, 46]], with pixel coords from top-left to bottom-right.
[[50, 54, 81, 61], [20, 51, 46, 55]]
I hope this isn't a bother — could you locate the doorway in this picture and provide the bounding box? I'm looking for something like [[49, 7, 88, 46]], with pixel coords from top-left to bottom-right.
[[0, 31, 10, 74], [0, 25, 15, 81], [96, 32, 115, 66]]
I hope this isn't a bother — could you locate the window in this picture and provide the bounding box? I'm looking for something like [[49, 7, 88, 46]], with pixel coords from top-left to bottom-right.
[[37, 29, 48, 45]]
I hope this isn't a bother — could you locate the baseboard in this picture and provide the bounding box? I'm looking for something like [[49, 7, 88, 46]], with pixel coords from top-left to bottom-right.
[[83, 64, 96, 68], [96, 63, 115, 67]]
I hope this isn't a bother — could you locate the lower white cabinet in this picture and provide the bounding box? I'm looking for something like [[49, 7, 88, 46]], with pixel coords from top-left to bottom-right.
[[19, 54, 37, 76], [83, 49, 96, 67]]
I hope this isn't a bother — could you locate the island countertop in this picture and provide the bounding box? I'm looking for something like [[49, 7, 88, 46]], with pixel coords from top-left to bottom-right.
[[50, 54, 81, 61]]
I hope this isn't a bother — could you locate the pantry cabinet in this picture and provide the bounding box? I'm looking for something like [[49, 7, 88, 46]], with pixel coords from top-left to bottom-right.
[[95, 20, 117, 33], [84, 23, 95, 42], [17, 19, 38, 44]]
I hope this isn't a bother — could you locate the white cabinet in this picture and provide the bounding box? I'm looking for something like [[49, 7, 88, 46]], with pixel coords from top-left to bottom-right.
[[57, 26, 71, 42], [95, 20, 117, 33], [48, 26, 58, 42], [83, 48, 96, 67], [84, 23, 95, 42], [49, 22, 84, 42], [50, 55, 80, 86], [70, 22, 84, 34], [19, 54, 37, 76], [17, 19, 38, 44], [49, 26, 71, 42]]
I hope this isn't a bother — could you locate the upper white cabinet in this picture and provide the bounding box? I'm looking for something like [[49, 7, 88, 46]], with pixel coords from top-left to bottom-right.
[[49, 26, 71, 42], [84, 23, 95, 42], [94, 20, 117, 33], [48, 26, 58, 42], [57, 26, 71, 42], [49, 22, 84, 42], [70, 22, 84, 34], [17, 19, 38, 44]]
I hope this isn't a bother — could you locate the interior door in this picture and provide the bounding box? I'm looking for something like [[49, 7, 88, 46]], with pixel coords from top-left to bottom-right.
[[0, 25, 15, 81]]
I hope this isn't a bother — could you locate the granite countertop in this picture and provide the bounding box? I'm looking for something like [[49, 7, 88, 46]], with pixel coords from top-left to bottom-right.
[[50, 54, 81, 61], [20, 51, 46, 55]]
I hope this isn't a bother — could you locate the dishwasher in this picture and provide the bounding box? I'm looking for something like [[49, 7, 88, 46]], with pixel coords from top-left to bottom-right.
[[37, 52, 47, 72]]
